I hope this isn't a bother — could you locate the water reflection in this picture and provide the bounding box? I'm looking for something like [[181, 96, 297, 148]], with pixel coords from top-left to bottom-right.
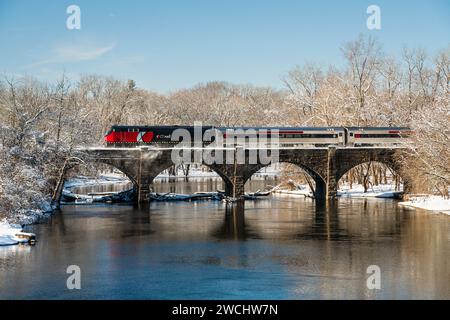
[[0, 181, 448, 299], [292, 199, 408, 241], [212, 201, 249, 240]]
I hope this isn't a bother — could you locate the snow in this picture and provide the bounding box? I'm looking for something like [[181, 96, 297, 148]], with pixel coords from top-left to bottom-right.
[[0, 220, 23, 246], [155, 168, 219, 179], [399, 196, 450, 215], [269, 179, 313, 197], [272, 185, 312, 197], [338, 183, 402, 198], [273, 189, 312, 197], [270, 183, 401, 199], [64, 174, 131, 188]]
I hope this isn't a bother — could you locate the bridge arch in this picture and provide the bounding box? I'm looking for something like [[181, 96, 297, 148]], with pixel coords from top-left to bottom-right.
[[145, 161, 234, 195], [51, 160, 137, 206], [89, 159, 139, 187], [242, 161, 327, 199], [336, 158, 411, 194]]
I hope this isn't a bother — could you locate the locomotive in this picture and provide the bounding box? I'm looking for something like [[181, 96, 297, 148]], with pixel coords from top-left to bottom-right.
[[104, 125, 412, 147]]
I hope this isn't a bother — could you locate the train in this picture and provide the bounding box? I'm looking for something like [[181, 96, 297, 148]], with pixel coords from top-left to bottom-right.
[[104, 125, 413, 147]]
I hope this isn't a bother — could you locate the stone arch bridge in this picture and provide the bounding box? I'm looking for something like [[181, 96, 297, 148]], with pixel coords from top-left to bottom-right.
[[71, 146, 412, 203]]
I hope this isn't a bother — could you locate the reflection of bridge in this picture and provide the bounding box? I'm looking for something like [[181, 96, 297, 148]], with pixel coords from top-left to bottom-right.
[[71, 146, 412, 203]]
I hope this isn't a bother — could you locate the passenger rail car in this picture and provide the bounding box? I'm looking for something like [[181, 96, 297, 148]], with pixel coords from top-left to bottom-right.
[[218, 127, 345, 147], [104, 125, 412, 147], [346, 127, 412, 146]]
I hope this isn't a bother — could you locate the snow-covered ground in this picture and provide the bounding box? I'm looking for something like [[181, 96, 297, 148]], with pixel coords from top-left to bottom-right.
[[272, 185, 312, 197], [270, 183, 401, 199], [155, 168, 219, 179], [154, 166, 281, 179], [64, 174, 131, 189], [338, 183, 402, 198], [399, 196, 450, 215], [0, 221, 23, 246]]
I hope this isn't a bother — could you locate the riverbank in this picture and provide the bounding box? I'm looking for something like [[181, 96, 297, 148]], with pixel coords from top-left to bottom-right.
[[63, 174, 130, 189], [65, 174, 450, 216], [338, 183, 402, 198], [272, 182, 402, 199], [275, 183, 450, 214], [399, 196, 450, 215], [0, 221, 22, 246]]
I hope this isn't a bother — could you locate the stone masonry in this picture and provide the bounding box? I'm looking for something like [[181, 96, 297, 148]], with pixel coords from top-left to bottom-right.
[[75, 146, 412, 203]]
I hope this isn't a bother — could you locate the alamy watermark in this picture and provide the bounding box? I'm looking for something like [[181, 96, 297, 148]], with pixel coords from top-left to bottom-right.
[[66, 265, 81, 290], [367, 5, 381, 30], [66, 5, 81, 30], [366, 265, 381, 290], [170, 122, 280, 165]]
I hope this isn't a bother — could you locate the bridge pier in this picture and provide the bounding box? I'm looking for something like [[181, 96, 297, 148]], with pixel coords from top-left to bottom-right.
[[314, 178, 327, 199], [326, 147, 338, 198], [231, 176, 246, 199], [137, 180, 152, 203]]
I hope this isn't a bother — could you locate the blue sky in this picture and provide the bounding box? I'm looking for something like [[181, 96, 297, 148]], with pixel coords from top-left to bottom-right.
[[0, 0, 448, 92]]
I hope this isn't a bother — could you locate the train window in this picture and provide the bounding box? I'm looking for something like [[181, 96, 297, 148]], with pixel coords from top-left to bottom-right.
[[350, 133, 354, 136], [297, 134, 335, 138], [357, 134, 402, 138]]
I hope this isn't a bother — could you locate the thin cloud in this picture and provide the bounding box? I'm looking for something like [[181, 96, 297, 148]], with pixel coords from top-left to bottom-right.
[[57, 43, 115, 61], [24, 42, 116, 68]]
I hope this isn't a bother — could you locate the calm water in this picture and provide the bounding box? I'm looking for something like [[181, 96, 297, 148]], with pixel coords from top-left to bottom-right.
[[0, 179, 449, 299]]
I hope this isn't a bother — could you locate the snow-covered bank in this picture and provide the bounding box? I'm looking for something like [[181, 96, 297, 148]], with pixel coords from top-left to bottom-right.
[[64, 174, 131, 189], [63, 173, 134, 204], [155, 171, 219, 179], [399, 196, 450, 215], [338, 184, 402, 198], [272, 185, 312, 197], [0, 221, 22, 246], [270, 183, 401, 199]]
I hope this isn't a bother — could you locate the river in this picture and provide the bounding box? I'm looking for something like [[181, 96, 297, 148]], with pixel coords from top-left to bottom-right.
[[0, 178, 448, 299]]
